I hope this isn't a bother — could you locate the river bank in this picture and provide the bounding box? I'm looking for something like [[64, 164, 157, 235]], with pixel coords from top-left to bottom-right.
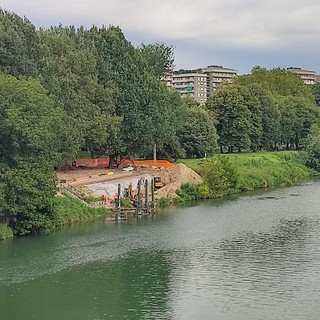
[[0, 151, 315, 240], [175, 151, 314, 201]]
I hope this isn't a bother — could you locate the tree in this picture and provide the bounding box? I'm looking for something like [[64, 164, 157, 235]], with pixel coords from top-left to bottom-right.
[[234, 67, 319, 151], [0, 10, 40, 77], [0, 74, 69, 234], [0, 162, 57, 235], [206, 84, 251, 153], [91, 26, 183, 158], [303, 125, 320, 171], [178, 104, 217, 158], [0, 74, 72, 166], [38, 27, 120, 158], [139, 42, 175, 79], [278, 96, 320, 150], [236, 66, 312, 98], [310, 82, 320, 106]]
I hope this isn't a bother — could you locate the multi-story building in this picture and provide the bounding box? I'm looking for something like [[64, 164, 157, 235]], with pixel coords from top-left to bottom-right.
[[161, 73, 173, 88], [201, 65, 238, 97], [287, 67, 317, 85], [172, 72, 207, 104]]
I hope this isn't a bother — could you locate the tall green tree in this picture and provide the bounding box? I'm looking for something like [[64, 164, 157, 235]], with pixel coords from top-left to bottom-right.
[[38, 27, 120, 158], [278, 96, 320, 150], [0, 74, 69, 234], [303, 125, 320, 171], [0, 10, 40, 77], [0, 74, 71, 166], [236, 66, 312, 98], [206, 84, 251, 152], [310, 82, 320, 106], [178, 97, 217, 157], [91, 26, 183, 158], [139, 42, 175, 79]]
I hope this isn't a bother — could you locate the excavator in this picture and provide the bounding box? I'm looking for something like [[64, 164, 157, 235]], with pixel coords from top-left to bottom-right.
[[154, 177, 165, 189]]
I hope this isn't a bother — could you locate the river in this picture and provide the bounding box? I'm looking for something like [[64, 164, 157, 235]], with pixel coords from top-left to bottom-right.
[[1, 180, 320, 320]]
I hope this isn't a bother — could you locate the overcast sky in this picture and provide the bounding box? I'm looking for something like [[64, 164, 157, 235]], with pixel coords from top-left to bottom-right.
[[2, 0, 320, 74]]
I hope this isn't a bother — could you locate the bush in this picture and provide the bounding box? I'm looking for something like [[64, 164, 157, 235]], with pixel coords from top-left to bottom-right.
[[177, 183, 203, 201], [0, 224, 13, 240], [199, 156, 240, 197], [158, 197, 170, 208]]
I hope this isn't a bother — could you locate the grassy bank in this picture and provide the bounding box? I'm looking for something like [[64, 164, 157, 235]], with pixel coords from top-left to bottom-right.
[[0, 194, 111, 240], [176, 151, 313, 201], [52, 194, 111, 227]]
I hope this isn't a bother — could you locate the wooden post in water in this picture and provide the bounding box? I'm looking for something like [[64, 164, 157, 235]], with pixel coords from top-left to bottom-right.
[[151, 178, 155, 213], [137, 179, 142, 215], [115, 183, 121, 220], [145, 179, 148, 214]]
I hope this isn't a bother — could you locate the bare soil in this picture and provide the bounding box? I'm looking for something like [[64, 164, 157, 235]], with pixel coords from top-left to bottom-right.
[[155, 163, 203, 199], [57, 163, 203, 199]]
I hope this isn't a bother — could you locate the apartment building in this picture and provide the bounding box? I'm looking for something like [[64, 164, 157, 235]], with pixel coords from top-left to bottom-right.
[[287, 67, 317, 85], [172, 72, 207, 104], [202, 65, 238, 97], [161, 74, 173, 88]]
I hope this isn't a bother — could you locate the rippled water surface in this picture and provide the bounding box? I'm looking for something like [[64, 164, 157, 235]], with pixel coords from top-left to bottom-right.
[[1, 181, 320, 319]]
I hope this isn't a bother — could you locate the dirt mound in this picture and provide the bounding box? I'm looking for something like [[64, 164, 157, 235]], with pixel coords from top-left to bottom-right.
[[155, 163, 203, 199]]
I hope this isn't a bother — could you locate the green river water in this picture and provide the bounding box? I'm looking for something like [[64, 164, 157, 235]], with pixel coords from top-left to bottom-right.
[[1, 180, 320, 320]]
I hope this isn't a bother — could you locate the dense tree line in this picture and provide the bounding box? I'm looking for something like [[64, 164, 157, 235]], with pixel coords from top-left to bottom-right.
[[0, 10, 215, 235], [1, 9, 320, 235], [206, 67, 320, 152]]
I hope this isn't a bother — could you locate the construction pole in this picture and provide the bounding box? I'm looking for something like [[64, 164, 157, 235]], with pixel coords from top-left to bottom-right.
[[117, 183, 121, 218], [145, 179, 148, 214], [137, 179, 141, 215], [151, 178, 155, 213]]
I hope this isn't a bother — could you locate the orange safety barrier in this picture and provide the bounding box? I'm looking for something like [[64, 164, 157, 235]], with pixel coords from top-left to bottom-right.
[[121, 159, 174, 168], [74, 157, 110, 168], [97, 158, 110, 166]]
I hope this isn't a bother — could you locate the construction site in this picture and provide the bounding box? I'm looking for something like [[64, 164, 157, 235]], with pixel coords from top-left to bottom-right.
[[58, 158, 203, 219]]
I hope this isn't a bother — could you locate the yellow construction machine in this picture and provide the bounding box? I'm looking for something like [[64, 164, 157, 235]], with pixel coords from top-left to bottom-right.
[[154, 177, 165, 189]]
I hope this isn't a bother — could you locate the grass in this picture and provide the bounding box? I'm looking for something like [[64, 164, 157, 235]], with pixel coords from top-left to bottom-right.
[[176, 151, 312, 194], [52, 194, 111, 226], [234, 152, 310, 190], [175, 158, 202, 172]]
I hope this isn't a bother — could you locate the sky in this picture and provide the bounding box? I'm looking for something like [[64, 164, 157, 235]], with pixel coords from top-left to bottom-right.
[[2, 0, 320, 74]]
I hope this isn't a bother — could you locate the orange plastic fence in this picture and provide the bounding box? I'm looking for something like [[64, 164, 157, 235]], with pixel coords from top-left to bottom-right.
[[121, 159, 174, 168]]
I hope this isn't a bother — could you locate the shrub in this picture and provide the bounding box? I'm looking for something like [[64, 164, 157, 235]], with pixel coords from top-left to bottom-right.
[[0, 224, 13, 240], [158, 197, 170, 208], [199, 156, 240, 197], [177, 183, 203, 201]]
